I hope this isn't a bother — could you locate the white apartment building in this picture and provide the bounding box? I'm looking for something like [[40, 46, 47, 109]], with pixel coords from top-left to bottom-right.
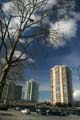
[[24, 80, 39, 103], [50, 65, 73, 105]]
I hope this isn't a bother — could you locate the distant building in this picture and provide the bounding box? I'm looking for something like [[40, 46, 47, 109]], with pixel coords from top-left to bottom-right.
[[15, 85, 22, 101], [2, 80, 16, 104], [24, 80, 39, 103], [50, 65, 73, 105]]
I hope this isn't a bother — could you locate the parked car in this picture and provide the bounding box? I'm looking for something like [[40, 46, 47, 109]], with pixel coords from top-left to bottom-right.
[[70, 110, 80, 116], [15, 107, 21, 111], [46, 109, 54, 115], [21, 109, 31, 114], [0, 103, 8, 111], [36, 108, 41, 114], [46, 109, 69, 116], [40, 109, 47, 115], [59, 111, 67, 116], [36, 108, 47, 115]]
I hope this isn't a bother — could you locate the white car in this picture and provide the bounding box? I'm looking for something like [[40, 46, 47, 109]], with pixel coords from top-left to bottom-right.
[[21, 109, 31, 114]]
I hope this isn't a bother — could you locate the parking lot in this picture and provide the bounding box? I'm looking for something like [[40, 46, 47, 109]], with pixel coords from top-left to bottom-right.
[[0, 109, 80, 120]]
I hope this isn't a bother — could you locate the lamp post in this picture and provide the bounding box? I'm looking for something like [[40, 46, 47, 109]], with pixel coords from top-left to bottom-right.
[[77, 65, 80, 82]]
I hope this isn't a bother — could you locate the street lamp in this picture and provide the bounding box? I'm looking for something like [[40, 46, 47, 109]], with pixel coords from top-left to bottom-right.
[[77, 65, 80, 82]]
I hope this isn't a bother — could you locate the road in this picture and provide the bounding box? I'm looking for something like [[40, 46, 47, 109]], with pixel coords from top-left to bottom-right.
[[0, 109, 80, 120]]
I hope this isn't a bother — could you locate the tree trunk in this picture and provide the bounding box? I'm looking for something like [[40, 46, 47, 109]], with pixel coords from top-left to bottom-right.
[[0, 64, 10, 100], [0, 84, 5, 101]]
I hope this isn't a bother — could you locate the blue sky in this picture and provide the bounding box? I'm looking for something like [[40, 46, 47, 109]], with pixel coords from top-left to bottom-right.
[[22, 0, 80, 101], [24, 24, 80, 101], [1, 0, 80, 101]]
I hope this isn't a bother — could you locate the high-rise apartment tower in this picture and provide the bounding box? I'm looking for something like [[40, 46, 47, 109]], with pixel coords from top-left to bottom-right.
[[15, 85, 22, 101], [50, 65, 73, 105], [24, 80, 39, 103], [2, 80, 16, 104]]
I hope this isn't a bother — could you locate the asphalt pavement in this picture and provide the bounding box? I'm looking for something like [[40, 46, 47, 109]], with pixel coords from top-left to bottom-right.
[[0, 109, 80, 120]]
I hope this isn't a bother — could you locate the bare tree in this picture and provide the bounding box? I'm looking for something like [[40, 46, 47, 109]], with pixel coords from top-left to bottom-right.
[[0, 0, 76, 100], [0, 0, 52, 100]]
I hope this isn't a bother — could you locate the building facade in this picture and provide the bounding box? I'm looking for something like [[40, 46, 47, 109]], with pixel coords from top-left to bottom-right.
[[50, 65, 73, 105], [2, 80, 16, 104], [24, 80, 39, 103], [15, 85, 22, 101]]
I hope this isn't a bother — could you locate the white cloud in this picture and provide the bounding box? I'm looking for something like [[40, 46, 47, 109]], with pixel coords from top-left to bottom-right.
[[19, 39, 26, 44], [72, 12, 80, 21], [13, 50, 26, 59], [13, 51, 35, 63], [48, 0, 57, 5], [2, 0, 78, 49], [57, 0, 75, 18], [27, 58, 35, 63], [0, 58, 6, 64], [2, 2, 16, 15], [48, 19, 77, 47], [9, 17, 20, 30], [2, 2, 20, 30], [45, 0, 57, 9], [73, 90, 80, 101]]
